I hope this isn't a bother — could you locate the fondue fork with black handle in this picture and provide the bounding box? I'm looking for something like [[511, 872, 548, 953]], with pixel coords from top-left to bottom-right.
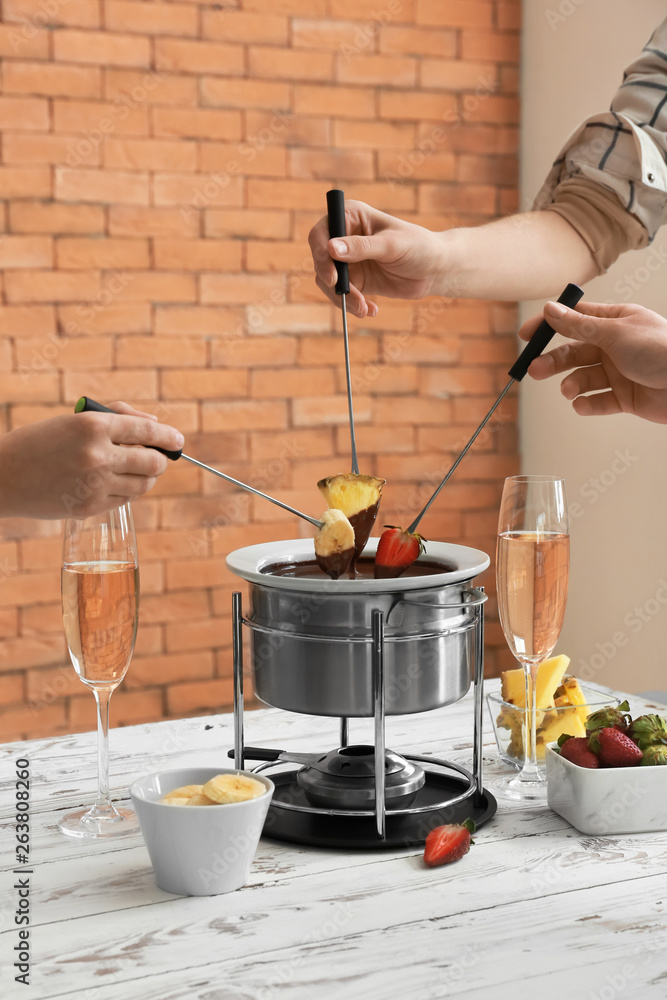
[[405, 282, 585, 535], [327, 188, 359, 475], [74, 396, 324, 529]]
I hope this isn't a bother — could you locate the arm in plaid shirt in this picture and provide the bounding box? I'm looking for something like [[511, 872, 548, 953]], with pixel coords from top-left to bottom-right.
[[536, 17, 667, 273]]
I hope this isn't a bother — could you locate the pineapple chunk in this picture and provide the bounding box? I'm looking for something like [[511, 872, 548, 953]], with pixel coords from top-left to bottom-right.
[[535, 707, 586, 758], [497, 662, 590, 760], [498, 654, 575, 759], [317, 473, 385, 518], [561, 676, 589, 727], [499, 703, 586, 760], [500, 654, 571, 711]]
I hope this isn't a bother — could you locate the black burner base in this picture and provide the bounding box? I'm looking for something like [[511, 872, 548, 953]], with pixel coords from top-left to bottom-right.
[[258, 766, 497, 850]]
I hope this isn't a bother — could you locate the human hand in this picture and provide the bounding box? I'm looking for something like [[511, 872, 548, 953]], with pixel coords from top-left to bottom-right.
[[0, 401, 185, 519], [308, 200, 446, 318], [520, 301, 667, 424]]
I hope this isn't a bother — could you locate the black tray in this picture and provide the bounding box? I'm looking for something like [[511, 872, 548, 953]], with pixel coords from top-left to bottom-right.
[[258, 766, 497, 850]]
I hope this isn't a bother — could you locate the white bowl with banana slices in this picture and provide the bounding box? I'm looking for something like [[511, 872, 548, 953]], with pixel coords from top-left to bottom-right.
[[130, 767, 273, 896]]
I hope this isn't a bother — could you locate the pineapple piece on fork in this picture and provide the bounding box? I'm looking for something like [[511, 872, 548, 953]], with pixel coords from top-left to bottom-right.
[[317, 473, 385, 573]]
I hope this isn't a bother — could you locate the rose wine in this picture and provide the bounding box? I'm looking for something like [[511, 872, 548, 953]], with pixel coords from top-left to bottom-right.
[[496, 531, 569, 663], [62, 561, 138, 688]]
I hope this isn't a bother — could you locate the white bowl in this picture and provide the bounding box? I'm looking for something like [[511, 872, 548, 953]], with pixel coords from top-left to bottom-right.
[[545, 745, 667, 835], [225, 537, 490, 593], [130, 767, 274, 896]]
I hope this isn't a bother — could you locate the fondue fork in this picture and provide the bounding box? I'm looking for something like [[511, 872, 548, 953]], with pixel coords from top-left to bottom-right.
[[74, 396, 324, 529], [327, 188, 359, 475], [405, 282, 584, 534]]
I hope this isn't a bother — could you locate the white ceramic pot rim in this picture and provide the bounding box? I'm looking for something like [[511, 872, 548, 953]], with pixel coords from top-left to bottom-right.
[[226, 538, 490, 594]]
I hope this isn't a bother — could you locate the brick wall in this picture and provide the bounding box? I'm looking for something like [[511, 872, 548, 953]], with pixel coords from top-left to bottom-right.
[[0, 0, 521, 741]]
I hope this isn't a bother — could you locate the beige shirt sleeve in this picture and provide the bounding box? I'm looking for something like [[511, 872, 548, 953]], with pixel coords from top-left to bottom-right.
[[533, 17, 667, 273], [543, 176, 649, 274]]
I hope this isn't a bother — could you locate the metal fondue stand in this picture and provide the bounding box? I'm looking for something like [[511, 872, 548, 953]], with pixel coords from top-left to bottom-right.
[[227, 541, 496, 848]]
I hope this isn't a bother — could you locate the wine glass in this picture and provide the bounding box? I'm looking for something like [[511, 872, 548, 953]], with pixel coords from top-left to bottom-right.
[[58, 503, 140, 838], [493, 476, 569, 801]]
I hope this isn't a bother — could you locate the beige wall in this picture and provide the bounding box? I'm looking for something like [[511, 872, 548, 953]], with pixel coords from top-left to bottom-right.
[[521, 0, 667, 693]]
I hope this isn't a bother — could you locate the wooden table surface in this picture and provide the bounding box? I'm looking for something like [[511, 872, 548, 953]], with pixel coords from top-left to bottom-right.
[[1, 681, 666, 1000]]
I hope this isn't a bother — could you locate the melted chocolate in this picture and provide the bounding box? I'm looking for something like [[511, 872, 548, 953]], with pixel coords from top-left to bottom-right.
[[262, 555, 457, 580], [348, 502, 380, 573], [315, 546, 355, 580]]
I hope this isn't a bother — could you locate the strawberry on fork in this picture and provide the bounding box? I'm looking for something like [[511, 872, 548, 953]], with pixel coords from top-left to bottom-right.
[[374, 525, 426, 579]]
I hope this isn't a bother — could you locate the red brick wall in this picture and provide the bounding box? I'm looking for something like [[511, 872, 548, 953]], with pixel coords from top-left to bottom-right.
[[0, 0, 521, 741]]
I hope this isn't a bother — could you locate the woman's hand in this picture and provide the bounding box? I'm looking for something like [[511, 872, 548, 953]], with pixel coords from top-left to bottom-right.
[[521, 301, 667, 424], [0, 401, 185, 519]]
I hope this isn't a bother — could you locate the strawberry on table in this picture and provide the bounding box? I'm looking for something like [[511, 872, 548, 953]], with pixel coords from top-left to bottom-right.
[[374, 525, 426, 580], [423, 819, 476, 868], [589, 727, 643, 767], [557, 735, 600, 769]]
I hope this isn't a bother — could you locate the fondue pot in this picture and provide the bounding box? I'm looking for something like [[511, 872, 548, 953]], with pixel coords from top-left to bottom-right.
[[226, 538, 490, 717], [225, 538, 496, 848]]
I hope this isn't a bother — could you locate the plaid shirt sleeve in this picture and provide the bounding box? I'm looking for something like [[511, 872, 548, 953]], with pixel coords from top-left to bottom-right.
[[534, 17, 667, 245]]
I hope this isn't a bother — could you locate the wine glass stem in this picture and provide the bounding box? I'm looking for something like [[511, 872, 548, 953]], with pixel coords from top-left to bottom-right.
[[93, 686, 113, 810], [519, 663, 541, 782]]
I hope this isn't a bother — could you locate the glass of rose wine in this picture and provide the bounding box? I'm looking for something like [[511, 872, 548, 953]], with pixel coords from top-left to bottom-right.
[[493, 475, 569, 801], [58, 503, 140, 839]]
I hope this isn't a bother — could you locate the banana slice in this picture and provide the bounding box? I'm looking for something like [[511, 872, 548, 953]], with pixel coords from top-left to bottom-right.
[[162, 784, 203, 804], [162, 796, 191, 806], [202, 773, 265, 804], [185, 793, 217, 806], [314, 509, 355, 579]]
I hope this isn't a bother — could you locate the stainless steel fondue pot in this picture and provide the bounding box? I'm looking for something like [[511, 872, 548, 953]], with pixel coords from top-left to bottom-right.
[[226, 538, 490, 718]]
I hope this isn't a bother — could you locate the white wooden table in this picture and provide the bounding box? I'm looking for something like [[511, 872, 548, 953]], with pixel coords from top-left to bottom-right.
[[2, 680, 667, 1000]]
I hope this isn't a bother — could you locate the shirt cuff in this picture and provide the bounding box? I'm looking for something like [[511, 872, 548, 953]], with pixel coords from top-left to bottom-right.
[[543, 176, 649, 273]]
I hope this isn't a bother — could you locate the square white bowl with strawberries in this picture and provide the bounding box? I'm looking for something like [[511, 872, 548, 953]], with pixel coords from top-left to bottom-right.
[[545, 745, 667, 835]]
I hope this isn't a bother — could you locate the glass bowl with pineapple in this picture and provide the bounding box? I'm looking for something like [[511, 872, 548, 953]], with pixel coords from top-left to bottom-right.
[[487, 654, 621, 769]]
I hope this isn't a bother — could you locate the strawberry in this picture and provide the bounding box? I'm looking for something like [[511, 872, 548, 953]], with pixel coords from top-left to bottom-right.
[[585, 700, 631, 736], [374, 525, 426, 579], [423, 818, 476, 868], [588, 727, 643, 767], [641, 744, 667, 766], [557, 735, 600, 769], [628, 713, 667, 750]]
